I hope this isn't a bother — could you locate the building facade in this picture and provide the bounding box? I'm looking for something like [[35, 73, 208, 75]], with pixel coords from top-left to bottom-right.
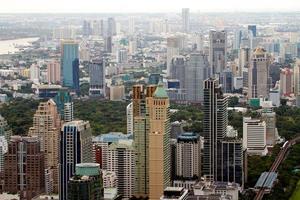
[[209, 30, 227, 75]]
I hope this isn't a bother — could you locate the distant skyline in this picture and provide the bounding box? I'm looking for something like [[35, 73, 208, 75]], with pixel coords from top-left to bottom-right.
[[1, 0, 300, 13]]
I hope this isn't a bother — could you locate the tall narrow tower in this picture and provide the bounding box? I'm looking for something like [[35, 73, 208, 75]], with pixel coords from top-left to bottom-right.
[[182, 8, 190, 33], [29, 99, 61, 193], [209, 30, 227, 76], [148, 85, 171, 200], [203, 78, 228, 181]]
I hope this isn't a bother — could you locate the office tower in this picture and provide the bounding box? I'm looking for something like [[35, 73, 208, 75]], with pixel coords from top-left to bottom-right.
[[91, 20, 103, 36], [203, 78, 228, 181], [133, 85, 156, 197], [117, 48, 128, 63], [175, 132, 201, 180], [109, 85, 125, 101], [261, 111, 277, 146], [248, 48, 271, 99], [234, 30, 242, 50], [248, 25, 257, 37], [243, 117, 267, 156], [170, 56, 186, 88], [0, 136, 7, 173], [128, 17, 135, 35], [89, 59, 106, 97], [185, 53, 210, 103], [294, 60, 300, 106], [182, 8, 190, 33], [67, 163, 104, 200], [107, 140, 135, 199], [0, 114, 12, 141], [239, 47, 251, 87], [61, 40, 80, 93], [107, 18, 116, 36], [167, 37, 180, 77], [30, 63, 40, 83], [59, 120, 93, 200], [54, 90, 73, 122], [127, 102, 133, 135], [280, 68, 293, 96], [221, 139, 244, 187], [4, 136, 45, 200], [220, 68, 233, 93], [47, 60, 61, 84], [148, 85, 171, 200], [192, 33, 204, 51], [83, 20, 92, 37], [104, 36, 113, 53], [209, 30, 227, 75], [29, 100, 61, 193]]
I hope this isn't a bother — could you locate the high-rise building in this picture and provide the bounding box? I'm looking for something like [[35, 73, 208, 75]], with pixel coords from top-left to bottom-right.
[[248, 48, 271, 99], [104, 36, 113, 53], [185, 53, 210, 103], [234, 30, 243, 50], [29, 99, 61, 194], [148, 85, 171, 200], [175, 132, 201, 180], [167, 37, 180, 77], [220, 68, 233, 93], [280, 68, 293, 96], [61, 40, 80, 93], [221, 139, 244, 187], [248, 25, 257, 37], [0, 136, 7, 173], [127, 102, 133, 135], [107, 18, 117, 36], [243, 117, 268, 156], [182, 8, 190, 33], [68, 163, 104, 200], [53, 90, 73, 122], [128, 17, 135, 35], [89, 59, 106, 97], [261, 111, 277, 146], [47, 60, 61, 84], [102, 170, 117, 188], [0, 114, 12, 141], [107, 140, 135, 199], [133, 85, 156, 197], [83, 20, 92, 37], [203, 78, 228, 181], [294, 59, 300, 106], [170, 56, 186, 88], [209, 30, 227, 75], [59, 120, 93, 200], [4, 136, 45, 200], [239, 47, 251, 88], [30, 63, 40, 83], [117, 48, 128, 63]]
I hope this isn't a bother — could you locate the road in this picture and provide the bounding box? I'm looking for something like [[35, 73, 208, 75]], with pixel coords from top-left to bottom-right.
[[254, 136, 300, 200]]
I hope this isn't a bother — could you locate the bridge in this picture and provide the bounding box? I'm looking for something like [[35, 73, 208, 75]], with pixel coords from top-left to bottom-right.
[[254, 136, 300, 200]]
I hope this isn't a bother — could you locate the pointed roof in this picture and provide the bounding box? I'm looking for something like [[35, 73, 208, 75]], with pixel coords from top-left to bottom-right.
[[153, 84, 168, 98]]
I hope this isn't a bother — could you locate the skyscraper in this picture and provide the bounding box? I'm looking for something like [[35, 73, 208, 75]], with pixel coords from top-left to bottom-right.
[[248, 25, 257, 37], [107, 140, 135, 199], [89, 59, 106, 97], [4, 136, 45, 200], [239, 47, 251, 88], [127, 102, 133, 135], [185, 53, 210, 103], [203, 78, 228, 181], [167, 37, 180, 77], [170, 56, 186, 88], [248, 48, 271, 99], [47, 60, 61, 84], [132, 85, 157, 197], [68, 163, 104, 200], [294, 59, 300, 106], [29, 99, 61, 194], [0, 114, 12, 141], [0, 136, 7, 174], [61, 40, 80, 93], [59, 120, 93, 200], [280, 68, 293, 96], [182, 8, 190, 33], [53, 90, 73, 122], [148, 85, 171, 200], [209, 30, 227, 75], [175, 132, 201, 180], [107, 17, 117, 36]]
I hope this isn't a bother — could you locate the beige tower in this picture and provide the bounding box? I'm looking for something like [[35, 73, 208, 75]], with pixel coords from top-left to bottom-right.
[[148, 85, 171, 200], [248, 48, 272, 99], [29, 99, 61, 194]]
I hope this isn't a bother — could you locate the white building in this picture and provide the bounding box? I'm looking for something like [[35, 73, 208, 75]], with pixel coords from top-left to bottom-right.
[[0, 136, 8, 173], [102, 170, 118, 188], [126, 102, 133, 135], [30, 64, 40, 84], [243, 117, 268, 156]]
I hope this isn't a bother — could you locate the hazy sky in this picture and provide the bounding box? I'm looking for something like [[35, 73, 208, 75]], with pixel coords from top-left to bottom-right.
[[1, 0, 300, 13]]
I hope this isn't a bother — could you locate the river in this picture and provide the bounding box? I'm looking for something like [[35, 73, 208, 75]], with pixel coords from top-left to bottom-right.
[[0, 37, 39, 55]]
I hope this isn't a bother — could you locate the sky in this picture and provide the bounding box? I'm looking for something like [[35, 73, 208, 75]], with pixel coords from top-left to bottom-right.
[[0, 0, 300, 13]]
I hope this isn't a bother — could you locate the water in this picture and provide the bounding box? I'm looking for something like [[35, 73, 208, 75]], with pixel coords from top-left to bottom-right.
[[0, 37, 39, 55]]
